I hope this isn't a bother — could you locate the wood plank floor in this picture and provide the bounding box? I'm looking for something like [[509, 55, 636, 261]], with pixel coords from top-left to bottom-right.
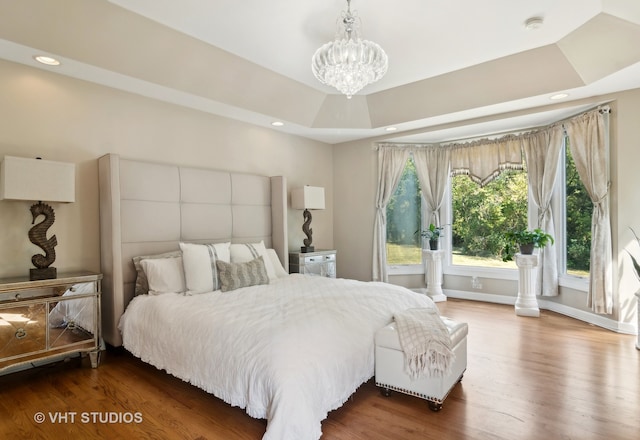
[[1, 299, 638, 439]]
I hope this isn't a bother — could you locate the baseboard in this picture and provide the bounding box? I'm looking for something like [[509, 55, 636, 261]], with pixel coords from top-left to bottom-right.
[[538, 299, 637, 334], [445, 289, 515, 306], [444, 289, 637, 335]]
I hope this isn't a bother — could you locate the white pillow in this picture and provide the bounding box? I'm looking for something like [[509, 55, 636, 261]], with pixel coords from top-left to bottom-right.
[[230, 241, 276, 280], [140, 256, 186, 295], [265, 248, 288, 278], [132, 250, 182, 295], [180, 242, 231, 294]]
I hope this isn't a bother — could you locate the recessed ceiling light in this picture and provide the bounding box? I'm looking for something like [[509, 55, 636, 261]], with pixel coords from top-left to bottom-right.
[[524, 17, 544, 30], [385, 127, 397, 132], [33, 55, 61, 66], [550, 93, 569, 100], [271, 121, 284, 127]]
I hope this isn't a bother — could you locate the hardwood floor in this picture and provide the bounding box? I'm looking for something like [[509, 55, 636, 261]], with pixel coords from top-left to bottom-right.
[[1, 299, 638, 439]]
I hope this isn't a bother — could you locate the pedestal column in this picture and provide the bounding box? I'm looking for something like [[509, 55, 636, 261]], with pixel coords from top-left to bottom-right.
[[514, 253, 539, 317], [423, 249, 446, 302]]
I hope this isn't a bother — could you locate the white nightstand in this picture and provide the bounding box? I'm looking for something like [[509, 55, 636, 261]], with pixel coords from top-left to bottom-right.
[[289, 250, 337, 278]]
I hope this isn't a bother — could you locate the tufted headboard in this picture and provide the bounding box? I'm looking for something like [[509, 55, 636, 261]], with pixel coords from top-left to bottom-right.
[[98, 153, 288, 346]]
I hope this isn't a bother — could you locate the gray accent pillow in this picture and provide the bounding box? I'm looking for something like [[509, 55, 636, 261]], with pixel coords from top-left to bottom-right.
[[216, 256, 269, 292], [133, 250, 182, 296]]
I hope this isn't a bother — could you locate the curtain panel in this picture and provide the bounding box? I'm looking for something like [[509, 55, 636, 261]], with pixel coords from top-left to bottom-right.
[[412, 146, 451, 228], [521, 126, 565, 297], [565, 108, 613, 314], [373, 147, 410, 282]]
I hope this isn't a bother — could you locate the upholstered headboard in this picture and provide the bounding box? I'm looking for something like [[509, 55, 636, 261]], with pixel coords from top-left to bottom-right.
[[98, 153, 288, 346]]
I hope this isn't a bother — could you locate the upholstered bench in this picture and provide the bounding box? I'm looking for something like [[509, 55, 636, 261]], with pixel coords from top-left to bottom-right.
[[375, 316, 468, 411]]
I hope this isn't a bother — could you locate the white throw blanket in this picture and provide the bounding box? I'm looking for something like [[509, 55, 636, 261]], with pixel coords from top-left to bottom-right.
[[394, 308, 454, 379]]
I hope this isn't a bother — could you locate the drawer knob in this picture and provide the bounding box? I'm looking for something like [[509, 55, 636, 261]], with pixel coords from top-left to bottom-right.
[[15, 328, 27, 339]]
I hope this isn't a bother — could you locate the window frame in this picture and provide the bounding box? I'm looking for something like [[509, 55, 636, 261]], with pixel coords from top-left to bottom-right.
[[441, 180, 519, 281], [552, 138, 590, 292]]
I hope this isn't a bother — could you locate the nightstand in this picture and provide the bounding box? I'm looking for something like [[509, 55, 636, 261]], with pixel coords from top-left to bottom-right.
[[0, 271, 103, 373], [289, 250, 337, 278]]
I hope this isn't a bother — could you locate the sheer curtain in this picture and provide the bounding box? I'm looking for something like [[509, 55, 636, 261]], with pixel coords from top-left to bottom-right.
[[565, 108, 612, 314], [412, 146, 450, 227], [521, 126, 565, 296], [373, 146, 410, 282]]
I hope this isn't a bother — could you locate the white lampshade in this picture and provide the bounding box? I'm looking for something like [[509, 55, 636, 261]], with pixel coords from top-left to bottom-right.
[[0, 156, 75, 202], [292, 186, 325, 210]]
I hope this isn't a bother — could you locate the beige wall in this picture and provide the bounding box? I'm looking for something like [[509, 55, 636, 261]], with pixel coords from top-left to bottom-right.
[[0, 60, 334, 278], [333, 88, 640, 330]]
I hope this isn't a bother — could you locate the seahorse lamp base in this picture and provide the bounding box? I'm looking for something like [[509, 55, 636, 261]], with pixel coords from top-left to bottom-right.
[[30, 267, 57, 281]]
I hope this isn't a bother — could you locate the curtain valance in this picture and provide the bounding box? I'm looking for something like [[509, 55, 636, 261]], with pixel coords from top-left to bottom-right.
[[447, 135, 524, 186]]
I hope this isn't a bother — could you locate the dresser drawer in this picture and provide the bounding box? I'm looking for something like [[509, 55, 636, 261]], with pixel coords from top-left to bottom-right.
[[0, 303, 47, 359], [303, 254, 336, 264]]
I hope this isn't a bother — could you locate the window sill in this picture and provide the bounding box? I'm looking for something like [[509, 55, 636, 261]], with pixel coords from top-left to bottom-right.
[[559, 274, 589, 292], [388, 263, 589, 292], [444, 264, 518, 281]]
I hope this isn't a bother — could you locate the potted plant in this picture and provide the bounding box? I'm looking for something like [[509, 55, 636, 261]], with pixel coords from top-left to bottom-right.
[[502, 228, 554, 261], [628, 228, 640, 350], [418, 223, 445, 250], [628, 227, 640, 280]]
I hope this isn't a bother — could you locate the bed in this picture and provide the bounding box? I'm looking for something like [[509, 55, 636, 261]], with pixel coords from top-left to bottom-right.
[[98, 154, 438, 439]]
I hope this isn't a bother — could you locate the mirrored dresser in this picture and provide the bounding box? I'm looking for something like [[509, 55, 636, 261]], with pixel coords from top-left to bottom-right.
[[0, 271, 103, 373], [289, 250, 337, 278]]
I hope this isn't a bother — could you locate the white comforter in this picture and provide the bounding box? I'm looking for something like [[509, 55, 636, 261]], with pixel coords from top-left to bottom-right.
[[119, 274, 437, 440]]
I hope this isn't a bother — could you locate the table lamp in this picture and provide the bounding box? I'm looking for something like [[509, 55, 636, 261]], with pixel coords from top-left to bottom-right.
[[0, 156, 75, 280], [292, 186, 325, 253]]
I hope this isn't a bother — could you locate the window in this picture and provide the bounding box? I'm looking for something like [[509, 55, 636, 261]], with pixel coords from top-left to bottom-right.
[[386, 157, 422, 265], [383, 133, 594, 286], [450, 169, 528, 269], [563, 140, 592, 277]]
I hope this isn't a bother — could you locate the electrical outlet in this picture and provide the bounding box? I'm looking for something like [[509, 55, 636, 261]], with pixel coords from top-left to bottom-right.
[[471, 276, 482, 289]]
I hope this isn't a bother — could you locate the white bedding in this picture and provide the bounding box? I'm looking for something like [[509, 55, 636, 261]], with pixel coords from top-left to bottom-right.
[[119, 274, 437, 440]]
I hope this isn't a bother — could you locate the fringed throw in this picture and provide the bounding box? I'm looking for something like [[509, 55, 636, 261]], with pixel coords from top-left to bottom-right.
[[394, 308, 454, 379]]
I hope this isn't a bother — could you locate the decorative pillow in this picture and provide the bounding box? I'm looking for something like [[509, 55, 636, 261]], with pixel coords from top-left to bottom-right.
[[140, 256, 186, 295], [230, 241, 277, 280], [216, 256, 270, 292], [132, 250, 182, 295], [180, 242, 231, 294]]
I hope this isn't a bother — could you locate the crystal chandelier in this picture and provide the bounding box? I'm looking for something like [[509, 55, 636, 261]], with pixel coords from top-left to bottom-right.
[[311, 0, 388, 99]]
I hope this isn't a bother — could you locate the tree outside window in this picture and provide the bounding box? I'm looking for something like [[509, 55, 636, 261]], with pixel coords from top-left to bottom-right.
[[451, 169, 528, 268], [564, 142, 592, 277]]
